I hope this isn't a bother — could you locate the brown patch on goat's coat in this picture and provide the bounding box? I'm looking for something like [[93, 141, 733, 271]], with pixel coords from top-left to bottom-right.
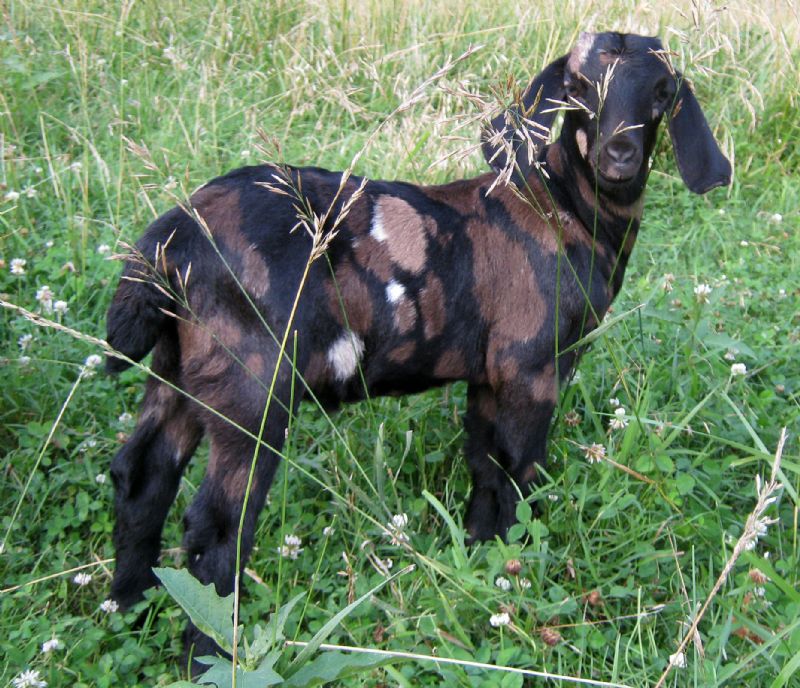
[[388, 341, 416, 364], [567, 32, 596, 73], [434, 349, 467, 378], [393, 297, 417, 334], [468, 221, 545, 342], [354, 236, 394, 282], [328, 260, 373, 334], [531, 364, 557, 403], [244, 352, 265, 378], [419, 273, 446, 339], [373, 195, 427, 274]]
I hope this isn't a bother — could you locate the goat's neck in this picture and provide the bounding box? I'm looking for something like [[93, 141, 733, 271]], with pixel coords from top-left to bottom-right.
[[539, 129, 645, 297]]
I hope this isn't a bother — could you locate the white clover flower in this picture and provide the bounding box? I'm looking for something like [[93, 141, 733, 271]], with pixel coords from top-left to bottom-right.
[[489, 612, 510, 628], [23, 186, 37, 198], [608, 407, 627, 431], [724, 348, 738, 361], [95, 473, 107, 485], [4, 189, 20, 202], [36, 285, 54, 312], [73, 572, 92, 586], [694, 283, 712, 304], [10, 258, 27, 275], [53, 300, 68, 315], [69, 161, 82, 172], [97, 244, 111, 255], [661, 273, 675, 292], [84, 354, 102, 367], [99, 598, 119, 613], [322, 525, 335, 537], [41, 637, 63, 653], [731, 363, 747, 377], [386, 513, 410, 545], [740, 240, 749, 247], [584, 443, 606, 464], [547, 493, 559, 502], [240, 150, 251, 158], [609, 397, 620, 408], [754, 586, 766, 598], [45, 240, 54, 249], [118, 412, 133, 425], [495, 576, 512, 591], [12, 669, 47, 688], [19, 355, 32, 367], [519, 577, 532, 589], [770, 213, 783, 223], [668, 651, 686, 668], [278, 533, 303, 559], [19, 334, 33, 351]]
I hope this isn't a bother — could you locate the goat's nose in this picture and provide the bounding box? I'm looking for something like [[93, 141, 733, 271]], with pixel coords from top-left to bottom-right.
[[606, 138, 637, 165]]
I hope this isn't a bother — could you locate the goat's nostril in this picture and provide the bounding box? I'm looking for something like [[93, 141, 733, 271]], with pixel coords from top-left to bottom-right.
[[606, 139, 637, 165]]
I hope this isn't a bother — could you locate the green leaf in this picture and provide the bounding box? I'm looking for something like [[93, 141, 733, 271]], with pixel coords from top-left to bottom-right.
[[154, 567, 234, 652], [284, 651, 399, 686], [675, 473, 695, 495], [286, 565, 413, 674], [515, 500, 532, 524], [423, 489, 467, 568], [196, 655, 283, 688], [654, 454, 674, 472]]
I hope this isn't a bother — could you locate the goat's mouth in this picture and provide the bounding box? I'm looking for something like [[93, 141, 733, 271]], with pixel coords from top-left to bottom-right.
[[597, 167, 637, 185]]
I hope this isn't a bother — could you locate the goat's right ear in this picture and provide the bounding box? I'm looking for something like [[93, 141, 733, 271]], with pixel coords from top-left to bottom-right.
[[481, 55, 568, 186]]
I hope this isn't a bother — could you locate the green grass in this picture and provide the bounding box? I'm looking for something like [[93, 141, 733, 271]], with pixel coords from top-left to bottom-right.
[[2, 1, 799, 686]]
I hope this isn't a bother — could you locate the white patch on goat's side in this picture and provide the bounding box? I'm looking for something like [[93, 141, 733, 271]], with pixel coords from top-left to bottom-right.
[[370, 205, 387, 242], [575, 128, 588, 158], [327, 330, 365, 381], [386, 280, 405, 304]]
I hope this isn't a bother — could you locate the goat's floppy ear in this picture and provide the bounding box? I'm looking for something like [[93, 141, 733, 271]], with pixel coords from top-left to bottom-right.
[[668, 74, 731, 194], [481, 55, 568, 186]]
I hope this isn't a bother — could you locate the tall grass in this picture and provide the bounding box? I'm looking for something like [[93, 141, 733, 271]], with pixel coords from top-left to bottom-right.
[[1, 1, 799, 686]]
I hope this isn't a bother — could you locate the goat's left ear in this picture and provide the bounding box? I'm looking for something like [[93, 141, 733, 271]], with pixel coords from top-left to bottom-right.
[[668, 75, 731, 194], [481, 54, 568, 186]]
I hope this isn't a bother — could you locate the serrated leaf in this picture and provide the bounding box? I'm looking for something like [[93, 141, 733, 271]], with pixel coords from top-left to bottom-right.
[[196, 655, 283, 688], [154, 567, 234, 652], [283, 651, 398, 687]]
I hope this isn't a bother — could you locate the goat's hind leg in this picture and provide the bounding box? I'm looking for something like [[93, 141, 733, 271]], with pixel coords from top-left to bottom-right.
[[110, 339, 204, 608], [180, 356, 294, 668]]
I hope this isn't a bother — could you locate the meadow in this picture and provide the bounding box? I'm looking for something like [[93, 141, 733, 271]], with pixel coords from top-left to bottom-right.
[[1, 1, 799, 686]]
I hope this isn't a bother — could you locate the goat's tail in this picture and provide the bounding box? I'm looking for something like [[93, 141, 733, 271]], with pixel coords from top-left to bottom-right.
[[106, 210, 187, 374]]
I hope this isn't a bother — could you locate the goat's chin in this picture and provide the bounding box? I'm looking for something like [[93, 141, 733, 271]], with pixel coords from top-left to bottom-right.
[[595, 167, 646, 198]]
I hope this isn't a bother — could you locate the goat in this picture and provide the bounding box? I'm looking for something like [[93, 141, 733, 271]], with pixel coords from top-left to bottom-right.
[[105, 31, 731, 664]]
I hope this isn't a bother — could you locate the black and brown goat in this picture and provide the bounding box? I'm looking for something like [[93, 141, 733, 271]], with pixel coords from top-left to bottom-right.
[[106, 32, 730, 661]]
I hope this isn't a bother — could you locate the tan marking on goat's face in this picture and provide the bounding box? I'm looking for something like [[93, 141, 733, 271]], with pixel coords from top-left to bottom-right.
[[419, 273, 446, 339], [327, 260, 373, 334], [354, 236, 394, 281], [393, 297, 417, 334], [388, 341, 415, 364], [468, 221, 546, 342], [434, 349, 467, 379], [374, 195, 427, 274], [531, 363, 557, 403], [575, 129, 588, 158], [567, 32, 597, 73]]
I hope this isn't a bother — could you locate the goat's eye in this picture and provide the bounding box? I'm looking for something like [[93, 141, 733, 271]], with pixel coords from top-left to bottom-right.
[[565, 80, 585, 100], [653, 82, 672, 106]]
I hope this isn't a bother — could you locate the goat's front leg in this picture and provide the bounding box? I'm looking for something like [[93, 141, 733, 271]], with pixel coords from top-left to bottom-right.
[[464, 364, 557, 541]]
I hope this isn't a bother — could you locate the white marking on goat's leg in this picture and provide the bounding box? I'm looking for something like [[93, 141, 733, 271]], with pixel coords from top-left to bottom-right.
[[386, 280, 405, 304], [575, 128, 588, 158], [327, 330, 365, 381], [370, 205, 387, 242]]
